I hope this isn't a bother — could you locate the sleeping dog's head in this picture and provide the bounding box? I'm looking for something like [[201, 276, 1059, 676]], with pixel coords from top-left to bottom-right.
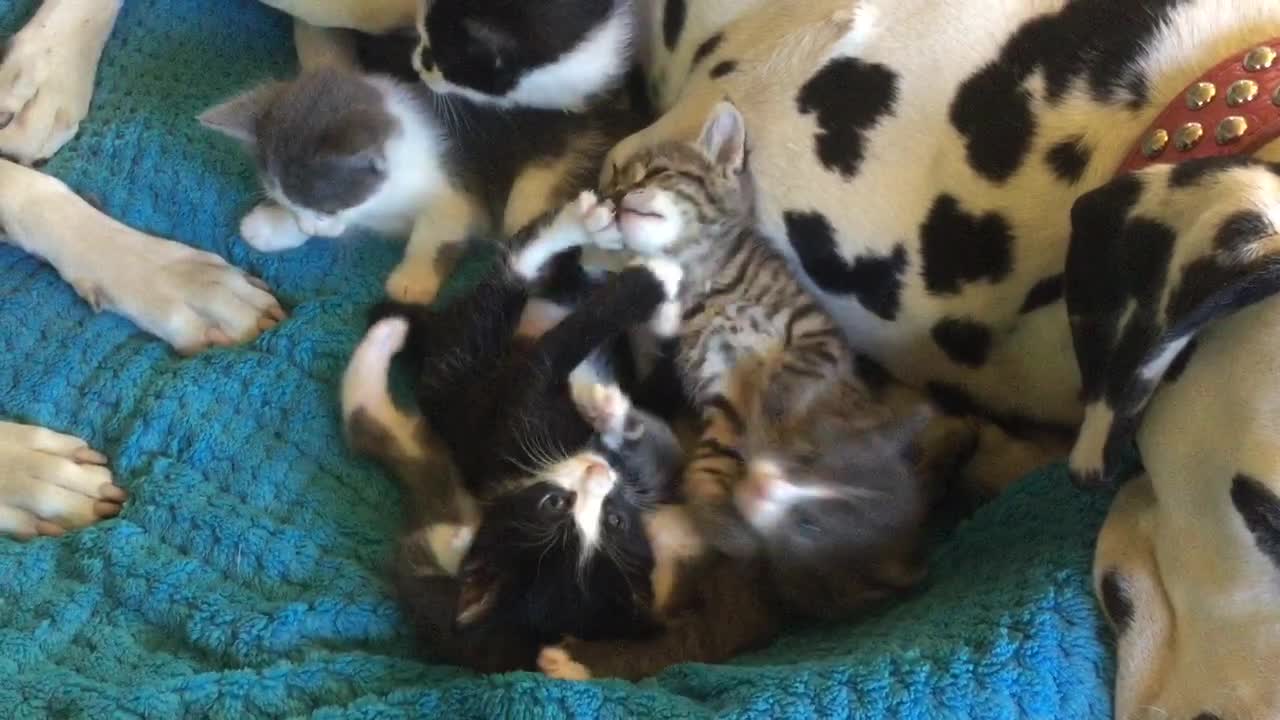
[[411, 0, 634, 110]]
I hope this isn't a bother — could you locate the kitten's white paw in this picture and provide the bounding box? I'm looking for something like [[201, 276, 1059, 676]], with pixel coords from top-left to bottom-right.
[[427, 523, 475, 576], [571, 381, 631, 436], [0, 6, 105, 163], [240, 204, 310, 252], [650, 301, 683, 338], [572, 191, 623, 250], [538, 647, 592, 681], [634, 256, 683, 300], [0, 422, 126, 539], [386, 261, 442, 303], [296, 214, 347, 238]]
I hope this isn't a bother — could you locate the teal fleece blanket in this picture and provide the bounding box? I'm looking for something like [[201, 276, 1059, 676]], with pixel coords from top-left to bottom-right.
[[0, 1, 1115, 717]]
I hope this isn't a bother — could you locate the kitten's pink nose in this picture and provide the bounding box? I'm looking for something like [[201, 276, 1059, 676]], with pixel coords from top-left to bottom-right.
[[583, 461, 614, 495]]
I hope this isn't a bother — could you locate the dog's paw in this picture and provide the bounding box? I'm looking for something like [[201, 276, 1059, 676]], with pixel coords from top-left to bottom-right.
[[571, 381, 631, 437], [385, 260, 442, 304], [0, 422, 126, 539], [240, 203, 310, 252], [633, 256, 683, 300], [0, 6, 111, 163], [537, 646, 592, 681]]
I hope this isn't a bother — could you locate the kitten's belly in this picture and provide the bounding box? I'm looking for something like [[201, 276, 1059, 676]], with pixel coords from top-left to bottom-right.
[[682, 301, 781, 401]]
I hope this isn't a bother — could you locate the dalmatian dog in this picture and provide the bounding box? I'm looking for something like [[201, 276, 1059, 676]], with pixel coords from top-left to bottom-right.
[[0, 0, 285, 538], [611, 1, 1280, 717]]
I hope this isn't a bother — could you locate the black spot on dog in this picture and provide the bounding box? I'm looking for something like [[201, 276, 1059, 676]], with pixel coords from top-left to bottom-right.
[[1099, 569, 1134, 635], [663, 0, 686, 50], [691, 33, 723, 67], [1168, 155, 1263, 188], [1161, 339, 1197, 384], [1122, 219, 1177, 304], [1066, 174, 1144, 403], [1232, 474, 1280, 571], [1046, 136, 1091, 184], [796, 58, 898, 179], [950, 0, 1189, 182], [920, 195, 1014, 296], [784, 211, 908, 320], [1191, 714, 1222, 720], [1020, 274, 1064, 314], [1213, 210, 1275, 254], [710, 60, 737, 79], [854, 354, 893, 394], [932, 317, 993, 368], [926, 382, 979, 417]]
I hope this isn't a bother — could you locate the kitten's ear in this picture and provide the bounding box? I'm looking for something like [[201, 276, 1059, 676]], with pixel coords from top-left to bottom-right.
[[697, 101, 747, 173], [455, 558, 500, 627], [198, 82, 284, 143]]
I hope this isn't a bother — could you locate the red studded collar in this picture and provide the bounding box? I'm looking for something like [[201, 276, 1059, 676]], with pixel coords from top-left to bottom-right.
[[1117, 40, 1280, 175]]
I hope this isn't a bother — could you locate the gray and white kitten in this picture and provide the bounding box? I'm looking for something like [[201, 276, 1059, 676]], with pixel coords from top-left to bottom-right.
[[199, 60, 646, 303]]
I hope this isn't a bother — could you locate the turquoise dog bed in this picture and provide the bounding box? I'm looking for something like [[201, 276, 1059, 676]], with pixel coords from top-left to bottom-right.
[[0, 1, 1114, 717]]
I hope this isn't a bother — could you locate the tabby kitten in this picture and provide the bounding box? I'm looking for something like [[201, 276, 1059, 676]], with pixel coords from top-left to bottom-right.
[[516, 102, 941, 623]]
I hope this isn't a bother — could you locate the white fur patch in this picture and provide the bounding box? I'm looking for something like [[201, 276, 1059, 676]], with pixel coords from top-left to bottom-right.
[[542, 453, 617, 552]]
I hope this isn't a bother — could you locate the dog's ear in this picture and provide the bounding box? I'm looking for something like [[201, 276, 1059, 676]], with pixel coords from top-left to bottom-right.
[[198, 81, 284, 143]]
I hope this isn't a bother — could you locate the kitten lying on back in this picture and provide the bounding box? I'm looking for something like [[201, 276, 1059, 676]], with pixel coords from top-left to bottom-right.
[[199, 60, 646, 302], [517, 102, 978, 628], [341, 210, 687, 671]]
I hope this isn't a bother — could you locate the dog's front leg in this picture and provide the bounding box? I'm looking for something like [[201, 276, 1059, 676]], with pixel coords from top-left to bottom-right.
[[0, 0, 122, 164], [0, 159, 285, 353]]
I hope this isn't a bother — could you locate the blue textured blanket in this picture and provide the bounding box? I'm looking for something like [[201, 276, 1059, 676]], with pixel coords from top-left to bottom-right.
[[0, 1, 1115, 717]]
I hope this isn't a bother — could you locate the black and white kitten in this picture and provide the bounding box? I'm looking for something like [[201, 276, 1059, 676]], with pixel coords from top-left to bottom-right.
[[344, 214, 686, 671], [411, 0, 639, 111]]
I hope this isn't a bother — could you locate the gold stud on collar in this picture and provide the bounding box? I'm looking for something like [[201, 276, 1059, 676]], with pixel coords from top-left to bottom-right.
[[1273, 83, 1280, 106], [1244, 46, 1277, 72], [1186, 82, 1217, 109], [1226, 79, 1259, 106], [1142, 128, 1169, 158], [1216, 116, 1248, 145], [1174, 122, 1204, 151]]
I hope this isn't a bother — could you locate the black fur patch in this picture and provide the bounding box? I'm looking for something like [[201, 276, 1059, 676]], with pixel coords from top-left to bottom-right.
[[663, 0, 686, 51], [1213, 210, 1275, 253], [783, 211, 908, 320], [691, 33, 723, 67], [932, 317, 993, 368], [1192, 714, 1222, 720], [710, 60, 738, 79], [1168, 155, 1268, 188], [1161, 339, 1197, 384], [1020, 274, 1064, 314], [950, 0, 1189, 182], [920, 194, 1014, 296], [854, 354, 893, 394], [1099, 569, 1134, 635], [1046, 137, 1091, 184], [796, 58, 898, 180], [1231, 474, 1280, 572], [1065, 174, 1144, 403]]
